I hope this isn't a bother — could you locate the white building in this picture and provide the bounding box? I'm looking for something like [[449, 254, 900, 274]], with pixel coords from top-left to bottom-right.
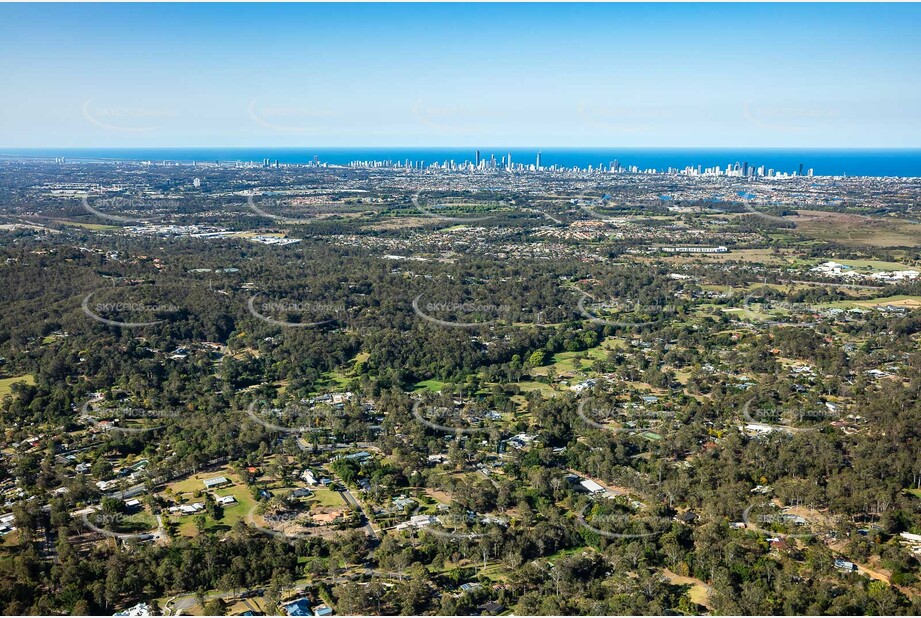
[[662, 246, 728, 254], [114, 602, 150, 616]]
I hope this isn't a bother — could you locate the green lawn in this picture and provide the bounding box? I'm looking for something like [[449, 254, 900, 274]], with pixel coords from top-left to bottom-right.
[[818, 295, 921, 310], [544, 545, 594, 563], [312, 369, 352, 392], [0, 375, 35, 399], [352, 351, 370, 372], [161, 469, 257, 536], [308, 488, 346, 508], [722, 305, 789, 322], [413, 378, 447, 393], [167, 472, 222, 496], [214, 484, 258, 527], [531, 350, 592, 376], [477, 561, 515, 583], [513, 380, 556, 396], [311, 351, 369, 394], [833, 258, 915, 271], [52, 219, 120, 230], [530, 336, 626, 378], [587, 336, 626, 359], [115, 510, 158, 534]]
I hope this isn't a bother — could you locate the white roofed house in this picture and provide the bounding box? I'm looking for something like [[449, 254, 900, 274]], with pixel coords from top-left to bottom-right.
[[203, 476, 230, 489], [570, 379, 597, 394], [395, 514, 436, 531], [168, 502, 204, 515], [899, 531, 921, 554], [113, 602, 151, 616]]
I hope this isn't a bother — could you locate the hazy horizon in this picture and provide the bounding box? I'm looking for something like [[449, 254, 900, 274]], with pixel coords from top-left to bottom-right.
[[1, 3, 919, 149]]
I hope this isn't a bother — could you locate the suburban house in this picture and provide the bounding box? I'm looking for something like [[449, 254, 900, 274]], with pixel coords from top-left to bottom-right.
[[203, 476, 230, 489], [283, 598, 313, 616]]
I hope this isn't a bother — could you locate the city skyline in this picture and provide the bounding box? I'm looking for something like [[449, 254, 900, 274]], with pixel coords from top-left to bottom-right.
[[3, 4, 921, 617], [6, 145, 919, 177], [1, 3, 920, 149]]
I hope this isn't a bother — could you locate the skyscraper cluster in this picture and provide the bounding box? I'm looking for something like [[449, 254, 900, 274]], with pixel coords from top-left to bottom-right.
[[342, 151, 816, 178]]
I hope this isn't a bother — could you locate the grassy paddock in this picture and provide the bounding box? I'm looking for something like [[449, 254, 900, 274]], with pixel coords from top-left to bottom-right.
[[0, 375, 35, 399]]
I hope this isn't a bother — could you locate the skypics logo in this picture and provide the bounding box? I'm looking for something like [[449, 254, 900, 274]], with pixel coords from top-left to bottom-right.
[[577, 101, 674, 135], [741, 501, 816, 541], [247, 98, 335, 134], [410, 101, 510, 137], [245, 401, 347, 435], [244, 191, 316, 225], [576, 397, 675, 434], [740, 286, 818, 328], [411, 399, 497, 435], [81, 287, 180, 329], [411, 192, 508, 223], [402, 501, 505, 541], [81, 511, 162, 541], [576, 196, 629, 225], [246, 506, 318, 543], [576, 289, 673, 328], [246, 486, 368, 545], [737, 188, 790, 225], [80, 195, 182, 225], [80, 396, 182, 435], [248, 293, 346, 328], [743, 101, 839, 134], [740, 397, 836, 433], [574, 190, 664, 225], [81, 99, 177, 134], [576, 504, 673, 540], [412, 294, 512, 329]]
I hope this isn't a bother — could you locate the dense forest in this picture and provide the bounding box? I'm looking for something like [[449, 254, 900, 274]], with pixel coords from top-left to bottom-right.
[[1, 165, 920, 615]]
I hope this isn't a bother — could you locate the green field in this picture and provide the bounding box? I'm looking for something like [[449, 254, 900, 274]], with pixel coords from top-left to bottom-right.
[[311, 351, 369, 394], [162, 469, 257, 536], [722, 305, 789, 322], [832, 259, 916, 271], [308, 488, 346, 508], [425, 200, 509, 217], [532, 337, 624, 377], [115, 510, 158, 534], [792, 210, 921, 248], [413, 378, 447, 393], [818, 295, 921, 310], [530, 350, 593, 376], [0, 375, 35, 398], [312, 370, 352, 392], [590, 336, 626, 356], [52, 219, 120, 231], [512, 380, 556, 397]]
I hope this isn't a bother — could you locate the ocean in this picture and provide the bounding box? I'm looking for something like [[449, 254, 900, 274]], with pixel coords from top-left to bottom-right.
[[3, 147, 921, 178]]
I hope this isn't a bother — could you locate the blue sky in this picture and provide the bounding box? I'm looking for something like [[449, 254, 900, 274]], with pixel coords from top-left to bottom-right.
[[0, 3, 919, 148]]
